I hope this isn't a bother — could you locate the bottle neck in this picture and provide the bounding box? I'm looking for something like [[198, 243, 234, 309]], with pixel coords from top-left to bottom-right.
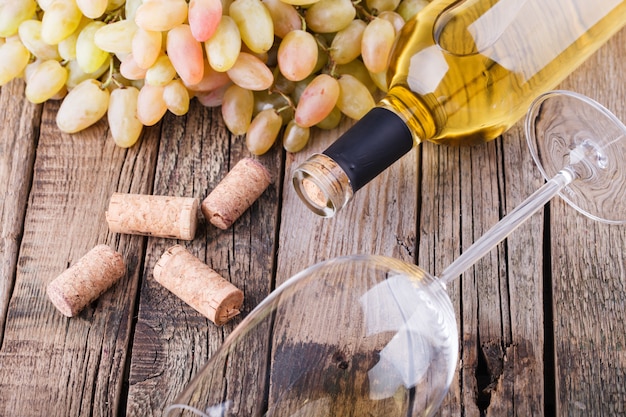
[[323, 107, 415, 192], [292, 107, 415, 217]]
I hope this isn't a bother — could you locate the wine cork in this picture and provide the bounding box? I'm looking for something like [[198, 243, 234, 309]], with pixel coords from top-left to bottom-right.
[[153, 245, 244, 325], [106, 193, 199, 240], [47, 245, 126, 317], [201, 158, 271, 229]]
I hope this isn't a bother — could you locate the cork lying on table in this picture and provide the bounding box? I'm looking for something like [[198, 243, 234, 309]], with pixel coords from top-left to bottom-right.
[[106, 193, 199, 240], [47, 244, 126, 317], [153, 245, 244, 326], [201, 158, 272, 230]]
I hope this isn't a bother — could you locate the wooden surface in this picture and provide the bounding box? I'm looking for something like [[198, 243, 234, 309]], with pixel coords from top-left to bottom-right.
[[1, 27, 625, 417]]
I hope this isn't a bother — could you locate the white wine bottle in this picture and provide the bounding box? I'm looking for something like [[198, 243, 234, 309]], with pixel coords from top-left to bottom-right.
[[292, 0, 626, 217]]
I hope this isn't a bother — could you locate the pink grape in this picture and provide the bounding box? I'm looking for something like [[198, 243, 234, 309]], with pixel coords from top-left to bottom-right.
[[226, 52, 274, 91], [262, 0, 302, 39], [277, 29, 318, 82], [119, 53, 148, 81], [188, 0, 222, 42], [195, 83, 230, 107], [136, 84, 167, 126], [134, 0, 188, 32], [132, 28, 162, 69], [167, 24, 205, 86], [294, 73, 340, 128], [185, 60, 231, 92]]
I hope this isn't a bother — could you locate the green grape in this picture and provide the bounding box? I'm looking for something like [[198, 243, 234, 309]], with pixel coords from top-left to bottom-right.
[[230, 0, 274, 54], [93, 19, 137, 54], [361, 17, 396, 74], [108, 86, 144, 148], [336, 73, 375, 120], [329, 19, 366, 65], [0, 0, 37, 38], [0, 40, 31, 86], [315, 106, 342, 130], [204, 15, 241, 72], [145, 54, 177, 87], [76, 21, 109, 74], [25, 59, 68, 104], [222, 84, 254, 135], [334, 59, 378, 94], [18, 19, 61, 61], [282, 120, 310, 153], [395, 0, 429, 22], [41, 0, 83, 45], [305, 0, 356, 33], [76, 0, 108, 19], [163, 79, 191, 116], [246, 108, 282, 155], [56, 79, 110, 133], [365, 0, 401, 13], [65, 56, 110, 88]]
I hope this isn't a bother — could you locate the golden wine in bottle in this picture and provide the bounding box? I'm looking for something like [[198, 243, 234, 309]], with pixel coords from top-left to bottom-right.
[[293, 0, 626, 217]]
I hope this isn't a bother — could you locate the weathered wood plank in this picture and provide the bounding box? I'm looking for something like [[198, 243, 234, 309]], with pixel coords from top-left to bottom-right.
[[0, 97, 159, 416], [551, 27, 626, 416], [418, 132, 543, 417], [0, 80, 42, 339], [126, 102, 282, 416]]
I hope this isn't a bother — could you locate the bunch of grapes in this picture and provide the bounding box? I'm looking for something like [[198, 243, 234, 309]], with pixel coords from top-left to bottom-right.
[[0, 0, 429, 152]]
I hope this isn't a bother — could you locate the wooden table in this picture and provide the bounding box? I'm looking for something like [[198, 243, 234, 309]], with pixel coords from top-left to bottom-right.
[[1, 26, 625, 417]]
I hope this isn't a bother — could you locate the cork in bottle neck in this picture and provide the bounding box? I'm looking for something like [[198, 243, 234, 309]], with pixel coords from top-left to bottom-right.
[[292, 153, 353, 218]]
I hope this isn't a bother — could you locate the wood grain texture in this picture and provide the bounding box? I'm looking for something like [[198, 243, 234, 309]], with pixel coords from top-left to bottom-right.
[[551, 28, 626, 416], [125, 103, 281, 416], [0, 80, 42, 339], [0, 23, 623, 417], [0, 95, 159, 416]]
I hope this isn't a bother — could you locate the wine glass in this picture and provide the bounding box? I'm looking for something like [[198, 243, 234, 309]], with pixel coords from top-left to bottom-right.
[[163, 90, 626, 417]]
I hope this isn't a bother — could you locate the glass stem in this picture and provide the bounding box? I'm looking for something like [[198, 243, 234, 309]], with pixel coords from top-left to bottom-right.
[[438, 169, 575, 285]]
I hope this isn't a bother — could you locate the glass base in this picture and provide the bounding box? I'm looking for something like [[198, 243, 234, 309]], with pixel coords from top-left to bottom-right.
[[525, 90, 626, 224]]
